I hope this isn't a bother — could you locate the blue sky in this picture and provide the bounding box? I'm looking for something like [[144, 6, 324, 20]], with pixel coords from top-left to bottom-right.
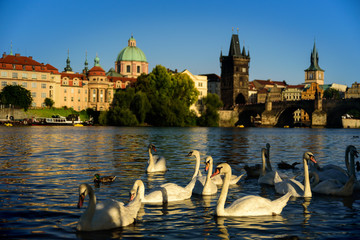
[[1, 0, 359, 86]]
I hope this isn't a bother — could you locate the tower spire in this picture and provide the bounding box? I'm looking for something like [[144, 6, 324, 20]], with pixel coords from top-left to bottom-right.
[[64, 49, 72, 72], [10, 41, 13, 56]]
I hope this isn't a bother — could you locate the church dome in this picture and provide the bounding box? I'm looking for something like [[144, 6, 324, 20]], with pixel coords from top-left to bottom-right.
[[116, 36, 147, 62]]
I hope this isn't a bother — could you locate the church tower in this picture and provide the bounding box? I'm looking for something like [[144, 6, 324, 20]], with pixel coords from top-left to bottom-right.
[[220, 33, 250, 109], [304, 41, 324, 85]]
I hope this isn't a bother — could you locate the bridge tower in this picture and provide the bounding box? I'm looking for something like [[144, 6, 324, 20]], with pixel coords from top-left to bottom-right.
[[304, 41, 324, 85], [220, 32, 250, 109]]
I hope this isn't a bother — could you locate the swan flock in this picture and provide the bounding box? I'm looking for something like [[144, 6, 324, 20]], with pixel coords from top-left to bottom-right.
[[76, 144, 359, 231]]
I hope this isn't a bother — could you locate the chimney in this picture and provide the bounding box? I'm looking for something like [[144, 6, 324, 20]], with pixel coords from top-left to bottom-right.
[[15, 53, 20, 57], [29, 56, 33, 59]]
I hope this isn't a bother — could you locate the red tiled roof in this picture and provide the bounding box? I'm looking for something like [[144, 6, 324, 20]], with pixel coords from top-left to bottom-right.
[[0, 53, 57, 73], [88, 66, 106, 76], [61, 72, 86, 80], [253, 79, 287, 86]]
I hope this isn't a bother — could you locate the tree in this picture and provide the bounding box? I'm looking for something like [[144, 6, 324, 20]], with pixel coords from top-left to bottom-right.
[[323, 88, 340, 100], [0, 85, 32, 111], [44, 98, 54, 108], [198, 93, 223, 127]]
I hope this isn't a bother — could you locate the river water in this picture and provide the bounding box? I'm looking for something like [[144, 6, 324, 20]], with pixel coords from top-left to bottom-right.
[[0, 126, 359, 239]]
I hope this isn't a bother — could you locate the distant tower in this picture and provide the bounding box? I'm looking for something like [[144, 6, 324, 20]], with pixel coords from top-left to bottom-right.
[[220, 33, 250, 109], [64, 50, 73, 72], [304, 41, 324, 85], [83, 52, 89, 75]]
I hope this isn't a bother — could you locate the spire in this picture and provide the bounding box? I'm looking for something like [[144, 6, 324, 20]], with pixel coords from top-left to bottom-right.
[[10, 41, 13, 56], [229, 34, 241, 57], [94, 53, 101, 67], [64, 49, 72, 72], [83, 51, 89, 74], [305, 41, 324, 71]]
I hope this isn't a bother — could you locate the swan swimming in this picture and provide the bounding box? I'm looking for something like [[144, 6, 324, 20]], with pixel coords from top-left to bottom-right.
[[76, 183, 141, 231], [146, 143, 167, 173], [211, 163, 292, 217], [192, 156, 218, 195]]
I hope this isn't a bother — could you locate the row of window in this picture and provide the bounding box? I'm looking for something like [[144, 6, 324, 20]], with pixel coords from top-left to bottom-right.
[[1, 81, 47, 88], [1, 71, 47, 80]]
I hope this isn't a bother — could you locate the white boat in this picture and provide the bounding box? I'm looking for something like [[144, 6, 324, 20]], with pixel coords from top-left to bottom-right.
[[342, 114, 360, 128], [32, 115, 83, 126]]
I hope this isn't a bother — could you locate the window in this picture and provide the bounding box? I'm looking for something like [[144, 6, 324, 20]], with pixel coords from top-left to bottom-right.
[[319, 73, 322, 79], [71, 88, 74, 94], [198, 82, 203, 87], [127, 65, 131, 73], [41, 93, 46, 98], [78, 97, 80, 102], [1, 71, 7, 77], [41, 74, 46, 80], [137, 66, 140, 73], [22, 73, 28, 79], [93, 97, 96, 102], [32, 82, 37, 88], [32, 74, 37, 79], [12, 72, 18, 78], [71, 97, 74, 102], [64, 96, 67, 101], [78, 89, 80, 94], [32, 92, 36, 98], [32, 102, 36, 107], [85, 97, 87, 102], [22, 82, 27, 88], [64, 89, 67, 93], [41, 83, 46, 89], [85, 90, 87, 94], [1, 81, 7, 87], [242, 68, 246, 73]]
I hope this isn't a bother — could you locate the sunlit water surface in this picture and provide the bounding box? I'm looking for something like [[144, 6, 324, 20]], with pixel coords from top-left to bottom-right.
[[0, 126, 359, 239]]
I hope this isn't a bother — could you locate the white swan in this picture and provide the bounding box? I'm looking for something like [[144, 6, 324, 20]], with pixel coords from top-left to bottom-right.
[[258, 147, 279, 186], [146, 143, 167, 173], [192, 156, 218, 195], [131, 151, 201, 203], [310, 172, 355, 197], [211, 163, 292, 217], [76, 183, 141, 231], [187, 150, 242, 185], [310, 145, 357, 185], [274, 152, 316, 198]]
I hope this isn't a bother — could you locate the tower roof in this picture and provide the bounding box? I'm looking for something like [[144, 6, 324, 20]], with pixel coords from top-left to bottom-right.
[[305, 42, 324, 72], [116, 36, 147, 62]]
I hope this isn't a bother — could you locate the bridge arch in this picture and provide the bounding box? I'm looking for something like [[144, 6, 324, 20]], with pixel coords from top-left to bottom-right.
[[235, 93, 246, 105], [275, 106, 312, 127]]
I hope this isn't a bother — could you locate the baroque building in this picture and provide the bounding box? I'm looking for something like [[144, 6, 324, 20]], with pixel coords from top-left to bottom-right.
[[220, 33, 250, 109]]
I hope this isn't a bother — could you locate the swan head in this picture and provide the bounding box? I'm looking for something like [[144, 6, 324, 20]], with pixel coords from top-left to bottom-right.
[[148, 143, 156, 152], [349, 146, 358, 158], [205, 156, 213, 172], [129, 180, 144, 201], [211, 163, 231, 178], [266, 143, 270, 149], [186, 150, 199, 157], [304, 152, 317, 164], [77, 184, 90, 208]]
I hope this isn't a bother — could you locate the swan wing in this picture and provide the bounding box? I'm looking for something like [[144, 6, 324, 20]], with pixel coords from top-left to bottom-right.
[[161, 183, 192, 201], [275, 179, 304, 197], [224, 195, 275, 216]]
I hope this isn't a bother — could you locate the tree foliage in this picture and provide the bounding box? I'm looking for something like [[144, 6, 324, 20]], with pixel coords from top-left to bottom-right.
[[323, 88, 340, 100], [0, 85, 32, 111], [198, 93, 223, 127], [44, 98, 54, 108]]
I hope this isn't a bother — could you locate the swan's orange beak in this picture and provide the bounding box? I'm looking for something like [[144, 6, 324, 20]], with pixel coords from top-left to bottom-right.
[[77, 194, 85, 208], [310, 156, 317, 164], [130, 193, 135, 201], [205, 162, 210, 172], [211, 168, 220, 178], [152, 146, 157, 152]]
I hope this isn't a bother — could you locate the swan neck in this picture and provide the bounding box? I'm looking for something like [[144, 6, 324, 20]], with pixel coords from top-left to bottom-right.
[[261, 149, 266, 175], [345, 147, 350, 174], [192, 153, 201, 179], [217, 168, 231, 216], [350, 151, 356, 177], [136, 180, 145, 200], [303, 157, 312, 197], [266, 147, 272, 171], [80, 185, 96, 230]]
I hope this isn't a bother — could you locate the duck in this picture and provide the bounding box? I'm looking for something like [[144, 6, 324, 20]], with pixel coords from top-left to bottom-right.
[[146, 143, 167, 173], [274, 152, 316, 198], [278, 161, 300, 170], [244, 143, 271, 179], [130, 151, 202, 203], [76, 183, 141, 231], [310, 172, 355, 197], [192, 156, 218, 195], [93, 174, 116, 184], [211, 163, 292, 217]]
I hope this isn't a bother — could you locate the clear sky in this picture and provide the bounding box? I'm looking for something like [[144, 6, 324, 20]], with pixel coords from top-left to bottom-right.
[[1, 0, 359, 86]]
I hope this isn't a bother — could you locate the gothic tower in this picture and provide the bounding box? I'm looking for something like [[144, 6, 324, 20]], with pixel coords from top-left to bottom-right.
[[304, 41, 324, 85], [220, 33, 250, 109]]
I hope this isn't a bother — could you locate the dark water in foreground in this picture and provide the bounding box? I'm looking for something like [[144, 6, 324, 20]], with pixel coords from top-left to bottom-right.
[[0, 126, 359, 239]]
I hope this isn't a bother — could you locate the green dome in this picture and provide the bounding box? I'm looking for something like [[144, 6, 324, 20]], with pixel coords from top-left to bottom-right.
[[116, 44, 147, 62]]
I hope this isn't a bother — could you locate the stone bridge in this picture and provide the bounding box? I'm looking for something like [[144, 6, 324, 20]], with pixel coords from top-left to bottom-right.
[[225, 98, 360, 128]]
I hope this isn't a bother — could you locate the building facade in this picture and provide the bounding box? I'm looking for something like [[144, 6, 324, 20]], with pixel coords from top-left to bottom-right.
[[345, 82, 360, 99]]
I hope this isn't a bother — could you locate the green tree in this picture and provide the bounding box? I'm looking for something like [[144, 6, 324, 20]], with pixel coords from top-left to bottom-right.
[[323, 88, 340, 100], [130, 91, 151, 124], [0, 85, 32, 111], [44, 98, 54, 108], [198, 93, 223, 127], [135, 65, 199, 126]]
